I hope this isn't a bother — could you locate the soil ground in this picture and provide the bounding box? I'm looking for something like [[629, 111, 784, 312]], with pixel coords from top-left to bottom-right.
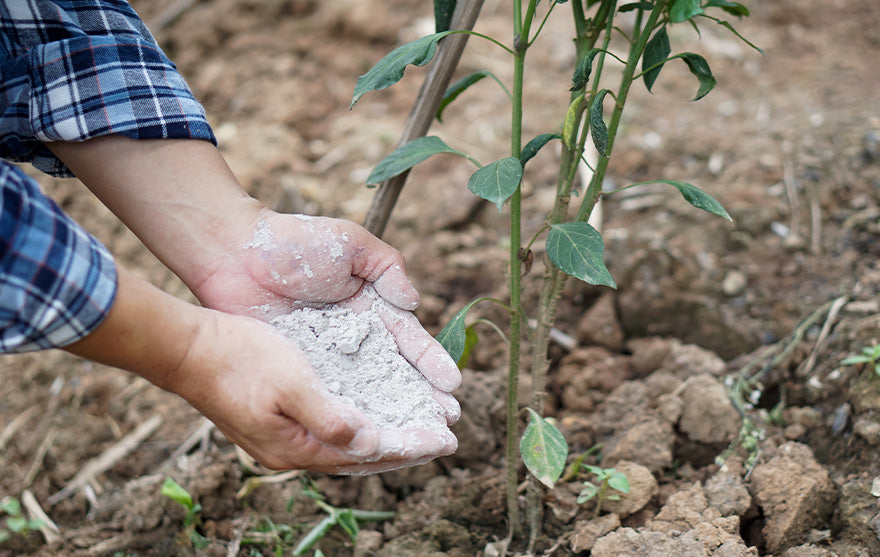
[[2, 0, 880, 555]]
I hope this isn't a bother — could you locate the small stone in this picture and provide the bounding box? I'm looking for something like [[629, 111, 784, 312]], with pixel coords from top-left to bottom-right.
[[627, 337, 678, 376], [571, 514, 621, 553], [705, 469, 751, 518], [605, 417, 675, 474], [601, 461, 658, 517], [722, 270, 748, 297], [750, 442, 836, 554], [679, 374, 742, 444], [659, 343, 727, 379], [853, 417, 880, 445], [783, 423, 807, 440], [870, 477, 880, 497]]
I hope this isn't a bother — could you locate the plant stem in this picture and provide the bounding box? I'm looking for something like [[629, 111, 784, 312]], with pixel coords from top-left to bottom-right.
[[505, 0, 529, 538]]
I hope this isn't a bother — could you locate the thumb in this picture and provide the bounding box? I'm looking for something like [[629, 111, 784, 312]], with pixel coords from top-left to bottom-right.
[[276, 358, 380, 456]]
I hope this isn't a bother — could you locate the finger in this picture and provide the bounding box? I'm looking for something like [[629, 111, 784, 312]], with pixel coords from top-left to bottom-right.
[[332, 454, 441, 476], [434, 390, 461, 425], [372, 264, 419, 311], [346, 225, 420, 311], [372, 300, 462, 392], [372, 427, 458, 461]]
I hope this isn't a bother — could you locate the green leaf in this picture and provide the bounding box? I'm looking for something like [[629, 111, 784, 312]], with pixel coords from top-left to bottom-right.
[[547, 222, 616, 288], [457, 325, 479, 369], [714, 19, 764, 55], [293, 515, 336, 556], [642, 27, 670, 92], [562, 94, 585, 150], [436, 299, 483, 363], [336, 509, 359, 541], [521, 133, 560, 166], [570, 48, 602, 91], [619, 1, 654, 11], [705, 0, 749, 16], [434, 0, 457, 32], [437, 71, 490, 122], [520, 408, 569, 489], [669, 0, 704, 22], [842, 355, 873, 365], [640, 179, 732, 221], [672, 52, 716, 100], [161, 477, 194, 510], [589, 90, 611, 157], [6, 516, 28, 533], [0, 498, 20, 517], [467, 157, 523, 211], [0, 530, 9, 543], [351, 32, 454, 108], [577, 483, 599, 504], [608, 472, 631, 493], [367, 136, 465, 185]]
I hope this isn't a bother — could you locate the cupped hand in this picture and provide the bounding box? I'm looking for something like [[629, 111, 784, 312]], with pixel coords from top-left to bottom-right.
[[168, 308, 457, 472], [191, 208, 462, 399]]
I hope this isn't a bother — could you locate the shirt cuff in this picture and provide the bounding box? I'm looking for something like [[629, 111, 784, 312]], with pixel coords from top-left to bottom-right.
[[5, 34, 216, 177], [1, 162, 117, 352]]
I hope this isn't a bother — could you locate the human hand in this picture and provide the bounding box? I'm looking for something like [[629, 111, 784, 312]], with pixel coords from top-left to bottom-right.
[[192, 209, 462, 400], [167, 308, 458, 473]]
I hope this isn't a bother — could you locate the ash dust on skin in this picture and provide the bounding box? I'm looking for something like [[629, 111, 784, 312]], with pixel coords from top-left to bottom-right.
[[2, 0, 880, 555]]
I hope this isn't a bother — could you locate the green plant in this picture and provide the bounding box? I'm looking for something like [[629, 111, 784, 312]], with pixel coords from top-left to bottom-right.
[[841, 343, 880, 376], [240, 515, 297, 557], [292, 487, 394, 556], [0, 496, 43, 543], [161, 477, 210, 550], [577, 465, 630, 515], [350, 0, 756, 547]]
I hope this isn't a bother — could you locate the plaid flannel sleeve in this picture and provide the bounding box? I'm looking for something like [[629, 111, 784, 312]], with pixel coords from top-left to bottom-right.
[[0, 0, 216, 177], [0, 161, 117, 353]]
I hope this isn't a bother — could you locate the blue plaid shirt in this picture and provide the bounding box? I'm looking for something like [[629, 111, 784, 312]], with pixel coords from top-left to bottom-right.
[[0, 1, 217, 352]]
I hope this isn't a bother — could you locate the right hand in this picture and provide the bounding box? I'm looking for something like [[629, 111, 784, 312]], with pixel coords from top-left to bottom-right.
[[164, 308, 458, 473]]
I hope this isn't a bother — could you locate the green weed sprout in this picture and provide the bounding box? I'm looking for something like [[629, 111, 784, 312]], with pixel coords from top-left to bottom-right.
[[577, 465, 630, 515], [0, 496, 43, 543], [161, 477, 209, 550], [239, 515, 296, 556], [293, 488, 394, 556], [841, 344, 880, 376]]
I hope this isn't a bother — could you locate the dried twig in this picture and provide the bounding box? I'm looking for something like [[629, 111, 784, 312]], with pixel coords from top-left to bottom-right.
[[47, 414, 163, 505], [23, 427, 57, 487], [158, 417, 214, 471], [20, 490, 61, 544], [0, 405, 39, 451], [799, 295, 848, 378]]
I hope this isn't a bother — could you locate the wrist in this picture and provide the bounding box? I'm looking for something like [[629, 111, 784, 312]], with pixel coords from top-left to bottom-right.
[[47, 136, 266, 291]]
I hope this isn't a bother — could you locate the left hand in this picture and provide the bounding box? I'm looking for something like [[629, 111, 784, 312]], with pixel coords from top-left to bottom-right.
[[192, 208, 462, 400]]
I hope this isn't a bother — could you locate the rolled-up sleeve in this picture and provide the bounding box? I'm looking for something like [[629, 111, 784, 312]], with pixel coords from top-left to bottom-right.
[[0, 0, 216, 177], [0, 162, 117, 352]]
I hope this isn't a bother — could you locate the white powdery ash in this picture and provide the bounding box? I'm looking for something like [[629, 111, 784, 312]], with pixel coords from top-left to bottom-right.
[[271, 301, 447, 432]]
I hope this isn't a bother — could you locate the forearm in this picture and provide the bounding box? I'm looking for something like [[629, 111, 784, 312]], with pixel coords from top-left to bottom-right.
[[47, 137, 263, 291], [63, 264, 202, 390]]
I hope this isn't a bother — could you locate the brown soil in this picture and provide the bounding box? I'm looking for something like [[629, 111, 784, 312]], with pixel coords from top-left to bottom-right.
[[3, 0, 880, 555]]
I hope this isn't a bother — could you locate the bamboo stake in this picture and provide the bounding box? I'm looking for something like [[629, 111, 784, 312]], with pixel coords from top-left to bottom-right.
[[363, 0, 485, 237]]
